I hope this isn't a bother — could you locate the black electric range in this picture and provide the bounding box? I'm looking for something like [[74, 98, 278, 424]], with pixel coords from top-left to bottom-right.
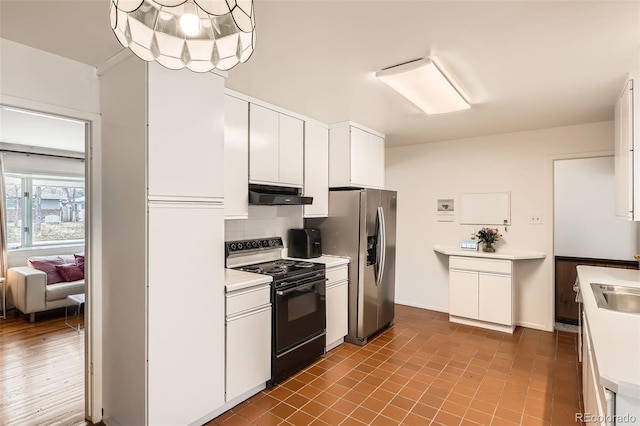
[[225, 237, 327, 385]]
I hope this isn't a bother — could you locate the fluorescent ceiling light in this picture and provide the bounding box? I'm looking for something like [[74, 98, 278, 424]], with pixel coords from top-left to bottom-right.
[[376, 57, 470, 115]]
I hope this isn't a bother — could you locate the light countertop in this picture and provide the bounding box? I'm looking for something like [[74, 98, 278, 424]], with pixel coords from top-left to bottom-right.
[[433, 245, 546, 261], [577, 265, 640, 398], [287, 255, 350, 268], [224, 268, 272, 293]]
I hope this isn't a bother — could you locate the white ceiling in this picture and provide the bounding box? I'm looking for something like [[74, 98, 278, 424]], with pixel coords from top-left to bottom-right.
[[1, 0, 639, 147]]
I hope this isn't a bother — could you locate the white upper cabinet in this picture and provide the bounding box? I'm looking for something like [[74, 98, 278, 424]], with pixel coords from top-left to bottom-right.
[[304, 122, 329, 217], [369, 133, 385, 189], [278, 113, 304, 186], [249, 103, 303, 187], [147, 64, 224, 200], [249, 104, 279, 184], [614, 76, 639, 220], [329, 122, 385, 189], [224, 95, 249, 219], [349, 126, 369, 186]]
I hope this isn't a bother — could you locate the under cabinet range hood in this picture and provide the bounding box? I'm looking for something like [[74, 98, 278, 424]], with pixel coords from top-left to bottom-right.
[[249, 184, 313, 205]]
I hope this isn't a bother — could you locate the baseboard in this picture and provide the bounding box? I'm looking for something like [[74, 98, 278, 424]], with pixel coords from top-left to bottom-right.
[[449, 315, 515, 334], [395, 299, 448, 313], [190, 383, 266, 426], [325, 337, 345, 352], [517, 320, 553, 332]]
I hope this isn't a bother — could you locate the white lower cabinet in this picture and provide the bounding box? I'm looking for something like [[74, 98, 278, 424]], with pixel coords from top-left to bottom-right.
[[225, 284, 272, 403], [582, 312, 615, 426], [148, 202, 225, 425], [449, 256, 514, 333], [325, 264, 348, 351], [449, 270, 479, 319]]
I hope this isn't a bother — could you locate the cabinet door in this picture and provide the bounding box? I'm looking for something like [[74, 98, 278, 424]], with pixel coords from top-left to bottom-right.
[[226, 306, 272, 401], [349, 126, 369, 187], [478, 273, 512, 325], [148, 63, 224, 199], [326, 281, 348, 350], [368, 133, 385, 189], [304, 122, 329, 217], [615, 79, 633, 219], [148, 203, 225, 424], [249, 104, 279, 184], [224, 95, 249, 219], [278, 113, 304, 186], [449, 269, 478, 319]]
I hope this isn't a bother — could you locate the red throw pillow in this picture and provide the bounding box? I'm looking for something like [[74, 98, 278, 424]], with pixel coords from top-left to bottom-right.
[[55, 263, 85, 282], [74, 254, 85, 272], [30, 257, 66, 285]]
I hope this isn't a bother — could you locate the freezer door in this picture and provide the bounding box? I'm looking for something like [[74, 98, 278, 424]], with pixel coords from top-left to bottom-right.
[[361, 189, 381, 340], [378, 190, 397, 330]]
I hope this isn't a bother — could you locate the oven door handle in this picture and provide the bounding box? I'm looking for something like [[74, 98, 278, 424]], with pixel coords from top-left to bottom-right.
[[276, 278, 327, 296]]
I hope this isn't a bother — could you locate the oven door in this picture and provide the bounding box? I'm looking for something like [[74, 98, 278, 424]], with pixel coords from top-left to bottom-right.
[[274, 274, 326, 353]]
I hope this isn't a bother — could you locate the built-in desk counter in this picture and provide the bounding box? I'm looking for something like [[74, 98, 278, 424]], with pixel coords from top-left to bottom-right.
[[433, 245, 546, 260], [434, 245, 546, 333]]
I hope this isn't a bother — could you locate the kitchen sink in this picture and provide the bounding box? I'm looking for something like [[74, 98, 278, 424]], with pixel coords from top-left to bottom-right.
[[591, 283, 640, 314]]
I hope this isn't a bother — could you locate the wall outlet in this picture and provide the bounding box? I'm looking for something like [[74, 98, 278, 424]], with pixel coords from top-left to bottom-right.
[[530, 214, 542, 224]]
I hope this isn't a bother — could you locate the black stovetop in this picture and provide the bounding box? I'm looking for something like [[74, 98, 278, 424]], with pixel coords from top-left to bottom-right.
[[236, 259, 325, 281]]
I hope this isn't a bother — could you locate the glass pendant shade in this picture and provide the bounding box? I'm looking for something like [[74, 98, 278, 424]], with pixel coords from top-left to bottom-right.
[[110, 0, 255, 72]]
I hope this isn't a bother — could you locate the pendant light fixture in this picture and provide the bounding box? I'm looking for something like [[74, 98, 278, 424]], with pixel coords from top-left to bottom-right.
[[110, 0, 255, 72]]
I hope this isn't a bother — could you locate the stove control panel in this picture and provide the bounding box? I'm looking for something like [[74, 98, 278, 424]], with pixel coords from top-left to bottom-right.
[[226, 237, 284, 254]]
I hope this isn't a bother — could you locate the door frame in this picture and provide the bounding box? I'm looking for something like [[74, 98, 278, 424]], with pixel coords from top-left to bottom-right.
[[0, 94, 103, 423]]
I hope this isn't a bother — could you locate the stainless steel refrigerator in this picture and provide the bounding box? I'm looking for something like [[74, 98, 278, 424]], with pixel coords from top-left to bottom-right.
[[313, 188, 397, 345]]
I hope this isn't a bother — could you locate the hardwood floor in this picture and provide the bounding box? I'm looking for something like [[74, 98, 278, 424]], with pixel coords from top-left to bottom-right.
[[0, 308, 88, 426]]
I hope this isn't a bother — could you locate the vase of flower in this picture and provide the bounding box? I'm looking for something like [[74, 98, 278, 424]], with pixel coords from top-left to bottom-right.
[[476, 227, 501, 253]]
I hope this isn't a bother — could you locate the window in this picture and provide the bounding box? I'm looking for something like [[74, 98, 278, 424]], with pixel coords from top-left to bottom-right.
[[5, 173, 85, 249]]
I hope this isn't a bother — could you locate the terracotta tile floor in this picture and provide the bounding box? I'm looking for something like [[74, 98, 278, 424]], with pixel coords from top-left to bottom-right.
[[210, 305, 582, 425]]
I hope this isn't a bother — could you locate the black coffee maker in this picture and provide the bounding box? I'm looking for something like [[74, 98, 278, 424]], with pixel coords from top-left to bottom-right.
[[288, 228, 322, 258]]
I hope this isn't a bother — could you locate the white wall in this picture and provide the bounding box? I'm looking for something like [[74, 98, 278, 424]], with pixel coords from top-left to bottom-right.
[[554, 156, 637, 260], [386, 121, 613, 331], [0, 38, 99, 114]]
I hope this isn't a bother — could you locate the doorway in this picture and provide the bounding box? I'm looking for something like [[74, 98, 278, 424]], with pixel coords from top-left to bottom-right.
[[553, 156, 638, 325], [0, 103, 101, 423]]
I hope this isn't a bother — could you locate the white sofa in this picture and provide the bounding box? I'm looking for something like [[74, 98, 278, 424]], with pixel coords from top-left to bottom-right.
[[7, 255, 85, 322]]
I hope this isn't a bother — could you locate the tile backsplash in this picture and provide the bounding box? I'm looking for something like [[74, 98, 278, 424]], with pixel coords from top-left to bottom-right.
[[224, 205, 304, 247]]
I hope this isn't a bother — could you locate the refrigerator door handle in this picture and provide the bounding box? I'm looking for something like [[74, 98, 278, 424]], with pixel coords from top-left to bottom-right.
[[376, 206, 386, 286]]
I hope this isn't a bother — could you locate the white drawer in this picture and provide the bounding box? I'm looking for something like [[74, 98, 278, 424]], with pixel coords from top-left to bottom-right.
[[450, 256, 512, 275], [327, 265, 348, 284], [226, 284, 271, 316]]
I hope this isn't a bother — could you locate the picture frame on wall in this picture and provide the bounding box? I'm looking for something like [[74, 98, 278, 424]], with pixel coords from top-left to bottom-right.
[[437, 199, 454, 222]]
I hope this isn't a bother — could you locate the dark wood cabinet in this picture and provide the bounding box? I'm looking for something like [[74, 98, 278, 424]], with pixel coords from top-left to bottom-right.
[[555, 256, 637, 325]]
